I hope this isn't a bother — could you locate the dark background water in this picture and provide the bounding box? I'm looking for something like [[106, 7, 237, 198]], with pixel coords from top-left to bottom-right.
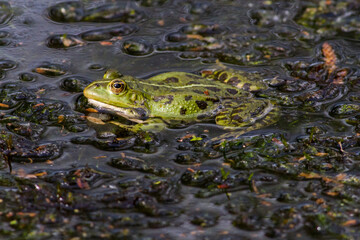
[[1, 0, 360, 239]]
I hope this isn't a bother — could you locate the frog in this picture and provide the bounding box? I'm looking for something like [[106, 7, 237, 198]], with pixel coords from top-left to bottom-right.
[[83, 69, 279, 142]]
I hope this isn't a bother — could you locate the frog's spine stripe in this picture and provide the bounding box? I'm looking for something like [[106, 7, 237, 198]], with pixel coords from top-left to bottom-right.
[[139, 81, 229, 90]]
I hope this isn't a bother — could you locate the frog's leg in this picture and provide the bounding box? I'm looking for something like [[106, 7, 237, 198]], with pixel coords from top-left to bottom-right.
[[202, 68, 267, 91], [108, 118, 166, 133], [211, 99, 279, 142]]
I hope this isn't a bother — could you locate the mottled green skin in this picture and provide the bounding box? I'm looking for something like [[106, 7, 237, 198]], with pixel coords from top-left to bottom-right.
[[84, 70, 277, 135], [201, 68, 268, 92]]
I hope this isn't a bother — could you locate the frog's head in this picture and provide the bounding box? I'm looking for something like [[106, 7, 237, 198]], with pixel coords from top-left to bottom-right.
[[84, 75, 149, 121]]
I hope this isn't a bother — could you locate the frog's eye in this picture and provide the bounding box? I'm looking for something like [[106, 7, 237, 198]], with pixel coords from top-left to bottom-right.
[[109, 80, 126, 94]]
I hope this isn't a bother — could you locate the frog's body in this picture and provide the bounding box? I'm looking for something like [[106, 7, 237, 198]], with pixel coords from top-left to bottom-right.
[[84, 70, 278, 141]]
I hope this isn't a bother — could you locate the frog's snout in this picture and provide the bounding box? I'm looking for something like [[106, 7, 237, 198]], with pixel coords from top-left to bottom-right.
[[84, 82, 101, 99]]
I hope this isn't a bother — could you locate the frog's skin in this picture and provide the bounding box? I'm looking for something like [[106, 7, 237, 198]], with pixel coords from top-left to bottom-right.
[[84, 70, 278, 141]]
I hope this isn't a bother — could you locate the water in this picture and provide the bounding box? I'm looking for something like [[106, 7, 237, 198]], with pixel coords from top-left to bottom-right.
[[1, 0, 360, 239]]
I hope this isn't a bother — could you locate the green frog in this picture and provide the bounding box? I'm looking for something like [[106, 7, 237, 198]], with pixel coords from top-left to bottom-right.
[[83, 69, 278, 141]]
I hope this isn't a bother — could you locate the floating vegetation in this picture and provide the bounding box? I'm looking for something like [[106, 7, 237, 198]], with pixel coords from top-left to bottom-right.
[[0, 0, 360, 239]]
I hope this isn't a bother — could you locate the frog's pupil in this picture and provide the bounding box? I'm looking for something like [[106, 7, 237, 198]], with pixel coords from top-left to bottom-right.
[[114, 83, 122, 88]]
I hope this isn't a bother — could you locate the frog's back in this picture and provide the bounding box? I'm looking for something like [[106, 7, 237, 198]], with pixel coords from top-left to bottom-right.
[[138, 72, 249, 121], [143, 72, 248, 98]]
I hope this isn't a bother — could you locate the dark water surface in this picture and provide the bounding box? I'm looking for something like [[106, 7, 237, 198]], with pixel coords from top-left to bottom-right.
[[1, 0, 360, 239]]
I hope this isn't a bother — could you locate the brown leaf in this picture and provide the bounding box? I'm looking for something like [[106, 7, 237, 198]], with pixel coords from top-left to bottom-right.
[[299, 172, 322, 179], [333, 69, 348, 85], [123, 43, 132, 49], [251, 179, 259, 194], [34, 171, 47, 177], [100, 41, 113, 46], [46, 160, 54, 164], [325, 191, 339, 196], [335, 173, 347, 181], [316, 198, 325, 204], [264, 55, 271, 59], [35, 67, 65, 75], [315, 152, 328, 157], [177, 134, 195, 142], [86, 116, 105, 125], [217, 184, 229, 189], [36, 88, 46, 93], [76, 178, 90, 189], [157, 19, 165, 26], [58, 115, 65, 123], [16, 212, 37, 217], [322, 177, 333, 183], [294, 156, 306, 161], [257, 193, 272, 198], [342, 219, 358, 227], [0, 103, 9, 108], [260, 201, 271, 206], [85, 108, 98, 113], [33, 103, 44, 108], [186, 34, 204, 40], [73, 169, 82, 177], [272, 137, 282, 144], [322, 42, 337, 74]]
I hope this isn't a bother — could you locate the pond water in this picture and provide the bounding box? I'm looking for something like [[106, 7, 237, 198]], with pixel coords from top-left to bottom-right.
[[1, 0, 360, 239]]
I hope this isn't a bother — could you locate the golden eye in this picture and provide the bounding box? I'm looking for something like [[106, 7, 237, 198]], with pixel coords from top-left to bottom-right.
[[110, 80, 126, 94]]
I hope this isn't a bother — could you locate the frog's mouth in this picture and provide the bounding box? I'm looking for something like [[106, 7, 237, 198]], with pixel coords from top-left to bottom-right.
[[87, 99, 148, 123]]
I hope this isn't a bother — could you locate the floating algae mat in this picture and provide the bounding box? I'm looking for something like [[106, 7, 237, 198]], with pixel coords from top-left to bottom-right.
[[1, 0, 360, 239]]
